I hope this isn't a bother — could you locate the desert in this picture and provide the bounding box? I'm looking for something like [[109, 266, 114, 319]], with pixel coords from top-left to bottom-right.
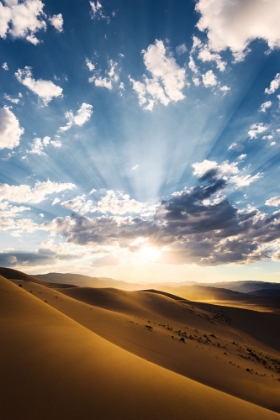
[[1, 267, 280, 420]]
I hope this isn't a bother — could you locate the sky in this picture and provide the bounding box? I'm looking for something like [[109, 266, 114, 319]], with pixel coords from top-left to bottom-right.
[[1, 0, 280, 283]]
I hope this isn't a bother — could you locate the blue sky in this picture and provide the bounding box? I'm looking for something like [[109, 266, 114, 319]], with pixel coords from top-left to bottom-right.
[[1, 0, 280, 283]]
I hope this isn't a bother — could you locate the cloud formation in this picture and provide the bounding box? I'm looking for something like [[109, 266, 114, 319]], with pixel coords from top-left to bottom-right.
[[0, 0, 63, 44], [89, 0, 110, 22], [61, 190, 153, 216], [48, 13, 63, 32], [248, 123, 268, 139], [266, 196, 280, 207], [60, 103, 93, 131], [15, 67, 63, 105], [0, 106, 24, 150], [0, 200, 29, 218], [48, 174, 280, 266], [192, 159, 262, 188], [41, 160, 273, 268], [196, 0, 280, 61], [0, 180, 75, 204], [265, 73, 280, 94], [28, 136, 61, 155], [88, 59, 119, 90], [202, 70, 217, 87], [0, 249, 63, 267], [176, 43, 187, 55], [3, 93, 21, 104], [130, 40, 186, 110], [197, 45, 226, 71], [260, 101, 272, 112]]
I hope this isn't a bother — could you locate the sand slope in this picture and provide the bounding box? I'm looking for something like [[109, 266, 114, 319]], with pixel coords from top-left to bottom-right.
[[1, 274, 280, 419]]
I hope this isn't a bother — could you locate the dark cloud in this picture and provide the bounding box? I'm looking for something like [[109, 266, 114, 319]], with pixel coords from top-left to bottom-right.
[[49, 178, 280, 266], [52, 213, 157, 246], [0, 249, 77, 267]]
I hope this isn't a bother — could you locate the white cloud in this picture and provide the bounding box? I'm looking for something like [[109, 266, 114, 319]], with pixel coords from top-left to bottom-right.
[[262, 135, 273, 140], [49, 13, 63, 32], [60, 103, 93, 132], [202, 70, 217, 87], [191, 36, 202, 52], [61, 190, 153, 216], [28, 136, 61, 155], [192, 159, 239, 178], [97, 191, 147, 215], [192, 159, 262, 188], [265, 196, 280, 207], [248, 123, 268, 139], [129, 77, 155, 111], [197, 46, 226, 71], [259, 101, 272, 112], [265, 73, 280, 94], [88, 59, 119, 90], [176, 43, 187, 55], [93, 77, 112, 90], [231, 173, 262, 188], [26, 33, 40, 45], [130, 39, 186, 110], [62, 195, 94, 215], [52, 197, 60, 205], [192, 77, 200, 86], [143, 40, 186, 101], [3, 93, 20, 104], [196, 0, 280, 59], [86, 58, 95, 71], [228, 142, 244, 151], [0, 200, 30, 218], [237, 154, 247, 161], [0, 180, 76, 204], [89, 0, 102, 16], [188, 56, 199, 74], [2, 62, 8, 70], [0, 0, 47, 44], [29, 137, 45, 155], [0, 217, 45, 233], [89, 1, 110, 22], [15, 67, 63, 105], [0, 106, 24, 150], [220, 85, 230, 92]]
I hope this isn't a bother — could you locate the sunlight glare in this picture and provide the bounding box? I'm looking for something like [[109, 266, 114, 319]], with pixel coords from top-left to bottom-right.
[[138, 245, 160, 262]]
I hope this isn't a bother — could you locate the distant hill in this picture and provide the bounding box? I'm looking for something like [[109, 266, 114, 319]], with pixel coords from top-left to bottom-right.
[[201, 281, 280, 293], [35, 272, 143, 290], [0, 267, 76, 289], [250, 289, 280, 297]]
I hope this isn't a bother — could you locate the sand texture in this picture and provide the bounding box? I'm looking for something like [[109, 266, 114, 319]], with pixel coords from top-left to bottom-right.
[[1, 269, 280, 420]]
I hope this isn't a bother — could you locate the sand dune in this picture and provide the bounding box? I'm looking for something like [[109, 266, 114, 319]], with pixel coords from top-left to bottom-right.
[[2, 267, 280, 417], [35, 270, 280, 312]]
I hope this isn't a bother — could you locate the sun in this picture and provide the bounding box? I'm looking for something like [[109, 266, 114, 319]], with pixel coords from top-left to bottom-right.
[[138, 245, 160, 262]]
